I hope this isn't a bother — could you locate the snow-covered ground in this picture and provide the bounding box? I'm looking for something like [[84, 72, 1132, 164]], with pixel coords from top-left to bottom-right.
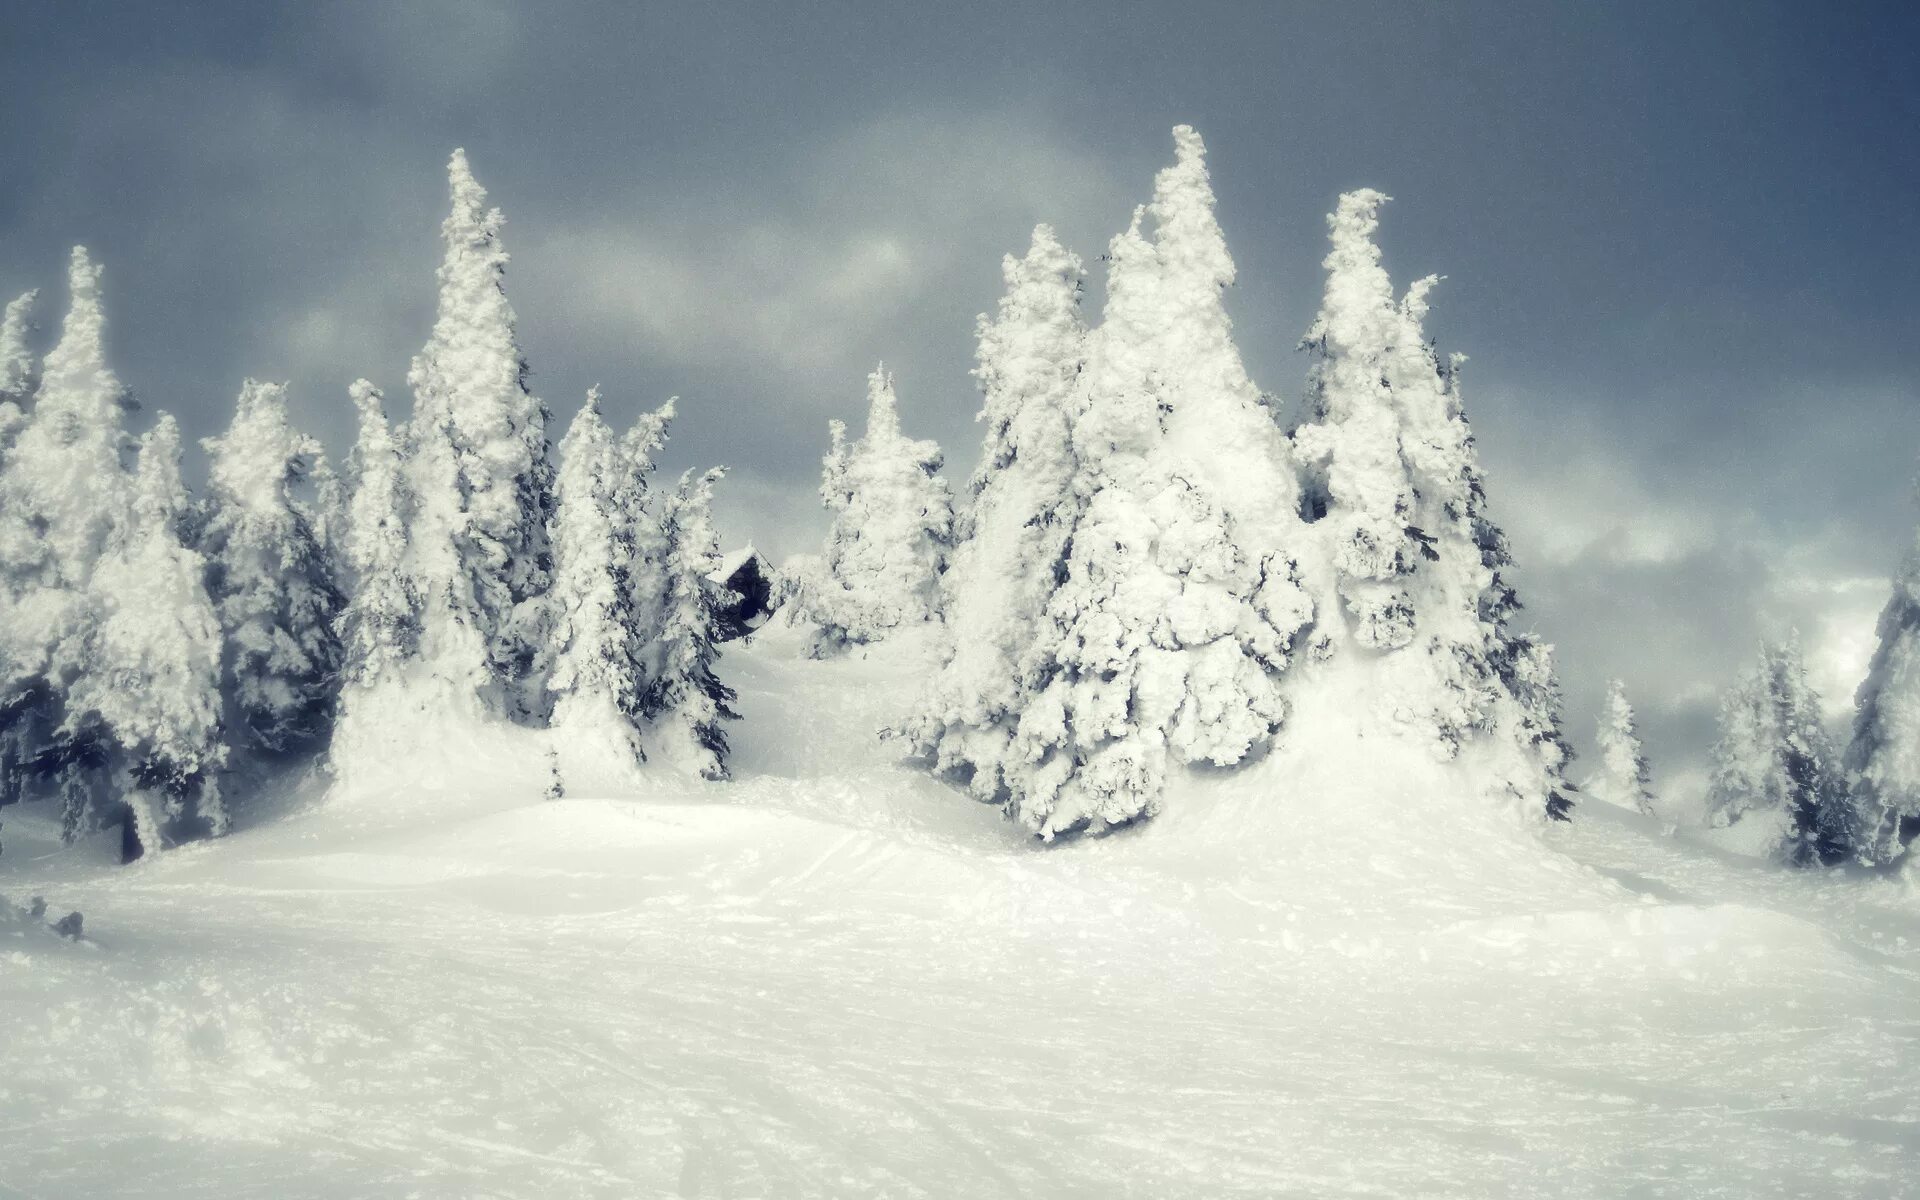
[[4, 625, 1919, 1198]]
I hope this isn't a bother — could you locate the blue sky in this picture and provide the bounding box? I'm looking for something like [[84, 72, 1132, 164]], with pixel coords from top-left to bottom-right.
[[4, 1, 1917, 795]]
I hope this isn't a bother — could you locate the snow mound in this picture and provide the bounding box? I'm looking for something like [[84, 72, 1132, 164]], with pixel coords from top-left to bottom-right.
[[326, 679, 555, 828]]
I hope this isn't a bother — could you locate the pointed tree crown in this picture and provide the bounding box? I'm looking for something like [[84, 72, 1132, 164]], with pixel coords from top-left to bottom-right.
[[9, 248, 135, 583], [204, 380, 320, 513], [1148, 124, 1237, 316], [969, 222, 1086, 490], [863, 364, 902, 442], [129, 412, 188, 533], [37, 248, 123, 419]]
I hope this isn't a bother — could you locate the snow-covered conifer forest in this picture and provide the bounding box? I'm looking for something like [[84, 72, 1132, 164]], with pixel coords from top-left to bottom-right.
[[4, 84, 1920, 1199]]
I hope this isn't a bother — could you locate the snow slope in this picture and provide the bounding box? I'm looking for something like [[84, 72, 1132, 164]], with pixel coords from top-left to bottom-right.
[[3, 624, 1919, 1198]]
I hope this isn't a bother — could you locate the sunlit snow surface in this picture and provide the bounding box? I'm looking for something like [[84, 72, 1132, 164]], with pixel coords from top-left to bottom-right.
[[4, 625, 1918, 1197]]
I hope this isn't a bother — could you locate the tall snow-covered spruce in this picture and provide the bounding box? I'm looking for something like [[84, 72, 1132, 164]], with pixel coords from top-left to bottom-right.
[[1590, 679, 1655, 817], [335, 381, 420, 694], [1707, 638, 1852, 866], [0, 249, 135, 837], [1, 250, 131, 602], [643, 467, 739, 780], [1290, 189, 1573, 820], [544, 390, 652, 789], [200, 379, 345, 754], [404, 148, 555, 719], [1845, 509, 1920, 862], [788, 366, 953, 655], [956, 126, 1314, 838], [903, 225, 1087, 802], [73, 414, 227, 858]]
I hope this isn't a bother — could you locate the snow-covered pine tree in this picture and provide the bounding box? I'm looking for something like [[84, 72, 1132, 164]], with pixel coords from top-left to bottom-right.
[[991, 127, 1313, 839], [0, 250, 134, 832], [0, 287, 42, 813], [544, 390, 650, 783], [1844, 511, 1920, 863], [200, 379, 345, 754], [615, 396, 677, 661], [0, 289, 38, 454], [788, 366, 953, 655], [1292, 190, 1421, 651], [405, 148, 555, 719], [1590, 679, 1656, 816], [1, 249, 132, 599], [902, 224, 1088, 802], [305, 449, 346, 565], [642, 467, 738, 780], [1290, 190, 1573, 820], [71, 414, 227, 857], [1707, 637, 1853, 866], [335, 381, 421, 693]]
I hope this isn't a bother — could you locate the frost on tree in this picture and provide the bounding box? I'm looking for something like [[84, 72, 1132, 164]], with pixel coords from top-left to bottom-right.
[[200, 379, 345, 754], [0, 289, 38, 455], [1292, 191, 1423, 652], [544, 390, 652, 786], [787, 366, 953, 655], [615, 396, 677, 667], [70, 415, 228, 859], [405, 148, 555, 719], [0, 250, 135, 835], [335, 381, 421, 693], [0, 287, 45, 815], [0, 250, 131, 601], [1589, 679, 1656, 817], [1290, 190, 1573, 820], [1845, 513, 1920, 863], [305, 449, 347, 566], [1707, 638, 1853, 866], [903, 225, 1088, 803], [997, 126, 1314, 839], [641, 468, 739, 780]]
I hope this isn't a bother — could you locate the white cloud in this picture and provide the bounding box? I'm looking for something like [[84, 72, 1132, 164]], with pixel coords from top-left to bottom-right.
[[520, 112, 1119, 380]]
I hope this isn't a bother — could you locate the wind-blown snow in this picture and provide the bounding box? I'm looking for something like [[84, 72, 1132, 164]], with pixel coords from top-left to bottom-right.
[[2, 624, 1917, 1197]]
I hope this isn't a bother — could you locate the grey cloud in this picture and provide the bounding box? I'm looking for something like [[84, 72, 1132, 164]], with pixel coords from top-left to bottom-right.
[[4, 2, 1918, 788]]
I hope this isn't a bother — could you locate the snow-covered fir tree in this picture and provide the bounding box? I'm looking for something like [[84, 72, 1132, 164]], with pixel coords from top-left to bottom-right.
[[1707, 638, 1853, 866], [335, 381, 421, 693], [642, 467, 738, 780], [70, 415, 227, 857], [1844, 512, 1920, 863], [788, 366, 953, 655], [200, 379, 345, 754], [305, 450, 347, 565], [0, 249, 131, 599], [0, 250, 134, 831], [0, 287, 44, 809], [0, 289, 38, 454], [1590, 679, 1656, 817], [990, 126, 1313, 839], [1290, 189, 1573, 819], [404, 148, 555, 719], [1292, 190, 1423, 652], [615, 396, 677, 665], [902, 224, 1087, 802], [544, 390, 651, 782]]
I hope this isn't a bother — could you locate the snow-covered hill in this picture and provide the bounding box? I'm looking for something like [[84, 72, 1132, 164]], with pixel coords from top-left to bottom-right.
[[3, 625, 1918, 1197]]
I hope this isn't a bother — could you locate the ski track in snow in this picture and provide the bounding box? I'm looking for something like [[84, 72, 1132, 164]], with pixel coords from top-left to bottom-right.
[[4, 627, 1920, 1198]]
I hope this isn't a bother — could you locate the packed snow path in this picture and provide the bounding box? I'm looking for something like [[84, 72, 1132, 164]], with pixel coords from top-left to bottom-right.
[[4, 628, 1918, 1198]]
